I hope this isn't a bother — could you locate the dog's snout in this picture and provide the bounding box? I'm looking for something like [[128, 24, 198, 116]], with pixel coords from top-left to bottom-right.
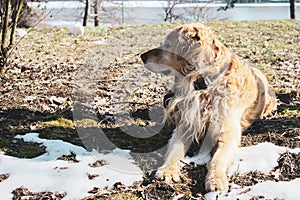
[[140, 52, 148, 63], [141, 49, 163, 63]]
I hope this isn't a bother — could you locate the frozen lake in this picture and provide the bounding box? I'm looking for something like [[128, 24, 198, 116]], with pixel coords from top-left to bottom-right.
[[28, 1, 300, 27]]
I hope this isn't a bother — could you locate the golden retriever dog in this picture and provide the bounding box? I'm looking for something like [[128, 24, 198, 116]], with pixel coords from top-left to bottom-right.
[[140, 23, 276, 192]]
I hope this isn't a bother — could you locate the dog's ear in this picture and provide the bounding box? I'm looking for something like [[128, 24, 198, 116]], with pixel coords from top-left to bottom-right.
[[213, 39, 221, 59], [191, 27, 201, 41], [179, 25, 202, 42]]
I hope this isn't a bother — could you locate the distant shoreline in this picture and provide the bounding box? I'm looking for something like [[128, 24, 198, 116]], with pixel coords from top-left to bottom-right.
[[28, 1, 299, 27], [28, 1, 299, 8]]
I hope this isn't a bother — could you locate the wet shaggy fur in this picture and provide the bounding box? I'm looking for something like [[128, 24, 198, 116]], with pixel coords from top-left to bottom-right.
[[140, 23, 276, 192]]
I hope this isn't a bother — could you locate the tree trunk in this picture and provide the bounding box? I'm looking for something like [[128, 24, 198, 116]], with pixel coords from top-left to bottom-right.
[[0, 1, 4, 26], [83, 0, 89, 26], [1, 0, 10, 51], [93, 0, 100, 27], [290, 0, 296, 19], [10, 0, 24, 47], [1, 0, 11, 73], [164, 1, 177, 22]]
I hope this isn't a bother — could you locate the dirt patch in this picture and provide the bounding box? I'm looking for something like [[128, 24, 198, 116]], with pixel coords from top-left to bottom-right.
[[274, 151, 300, 181], [242, 119, 300, 149], [0, 173, 9, 183], [57, 151, 80, 163], [12, 187, 66, 200]]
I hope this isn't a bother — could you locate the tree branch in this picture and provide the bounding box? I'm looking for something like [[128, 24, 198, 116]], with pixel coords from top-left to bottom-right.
[[1, 0, 11, 53], [10, 0, 24, 47], [217, 0, 238, 11], [1, 0, 11, 73]]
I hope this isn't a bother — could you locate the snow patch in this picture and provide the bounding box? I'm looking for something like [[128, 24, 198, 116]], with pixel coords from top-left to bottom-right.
[[184, 150, 211, 165], [205, 178, 300, 200], [229, 142, 300, 175], [0, 133, 143, 199], [185, 142, 300, 174], [204, 143, 300, 200], [93, 40, 107, 45], [15, 133, 89, 161], [1, 133, 300, 199]]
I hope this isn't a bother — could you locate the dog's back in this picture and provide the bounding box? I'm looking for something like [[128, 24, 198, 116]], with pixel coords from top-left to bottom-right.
[[240, 65, 277, 130]]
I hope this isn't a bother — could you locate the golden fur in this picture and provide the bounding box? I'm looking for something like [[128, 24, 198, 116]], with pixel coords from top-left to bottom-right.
[[140, 23, 276, 191]]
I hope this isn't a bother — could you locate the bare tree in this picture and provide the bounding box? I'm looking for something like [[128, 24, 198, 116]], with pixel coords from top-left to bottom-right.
[[163, 0, 223, 22], [183, 0, 224, 21], [290, 0, 296, 19], [93, 0, 125, 25], [163, 0, 181, 22], [83, 0, 89, 26], [93, 0, 101, 26], [0, 0, 24, 74], [217, 0, 238, 11], [82, 0, 102, 27], [220, 0, 296, 20]]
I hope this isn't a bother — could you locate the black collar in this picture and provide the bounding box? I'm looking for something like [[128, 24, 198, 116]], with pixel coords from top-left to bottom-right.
[[194, 62, 231, 90], [194, 77, 207, 90], [163, 78, 207, 108], [163, 91, 175, 108], [163, 63, 230, 108]]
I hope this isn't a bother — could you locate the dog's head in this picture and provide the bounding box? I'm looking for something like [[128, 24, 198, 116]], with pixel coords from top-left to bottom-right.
[[141, 23, 230, 79]]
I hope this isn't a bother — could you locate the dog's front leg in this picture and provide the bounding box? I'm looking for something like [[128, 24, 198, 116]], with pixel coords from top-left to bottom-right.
[[156, 128, 189, 183], [205, 112, 242, 192]]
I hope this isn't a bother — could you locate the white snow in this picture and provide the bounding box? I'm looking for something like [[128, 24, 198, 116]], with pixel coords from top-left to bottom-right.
[[0, 133, 142, 199], [229, 142, 300, 175], [93, 40, 107, 45], [184, 149, 212, 165], [205, 143, 300, 200], [1, 133, 300, 199], [205, 178, 300, 200], [15, 29, 27, 38]]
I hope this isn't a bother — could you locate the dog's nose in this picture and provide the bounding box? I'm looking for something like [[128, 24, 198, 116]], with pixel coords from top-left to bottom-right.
[[140, 52, 147, 63]]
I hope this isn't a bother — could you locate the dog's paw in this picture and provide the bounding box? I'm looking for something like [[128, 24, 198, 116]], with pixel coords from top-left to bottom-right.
[[205, 171, 229, 192], [155, 165, 181, 183]]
